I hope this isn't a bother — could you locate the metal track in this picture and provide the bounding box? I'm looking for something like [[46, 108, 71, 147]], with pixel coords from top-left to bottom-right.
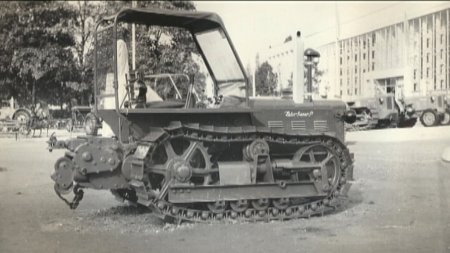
[[126, 122, 354, 223]]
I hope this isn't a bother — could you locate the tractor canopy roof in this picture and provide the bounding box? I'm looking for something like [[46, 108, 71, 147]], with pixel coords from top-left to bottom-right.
[[102, 7, 225, 33]]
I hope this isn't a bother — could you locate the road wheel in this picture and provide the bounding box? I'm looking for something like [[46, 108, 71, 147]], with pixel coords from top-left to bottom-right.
[[440, 112, 450, 125], [420, 110, 438, 127]]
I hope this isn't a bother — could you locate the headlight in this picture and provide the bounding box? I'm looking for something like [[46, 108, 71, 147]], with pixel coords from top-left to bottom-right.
[[84, 113, 99, 136], [379, 98, 384, 104], [342, 110, 357, 124]]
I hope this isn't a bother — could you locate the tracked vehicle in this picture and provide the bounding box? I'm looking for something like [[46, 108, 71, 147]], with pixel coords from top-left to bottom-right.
[[48, 8, 355, 222]]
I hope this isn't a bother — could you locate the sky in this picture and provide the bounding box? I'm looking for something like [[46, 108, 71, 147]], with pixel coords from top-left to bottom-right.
[[195, 1, 450, 68]]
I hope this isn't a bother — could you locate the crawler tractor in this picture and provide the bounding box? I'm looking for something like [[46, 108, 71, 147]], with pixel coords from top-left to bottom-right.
[[48, 8, 355, 222], [346, 83, 418, 130], [347, 81, 449, 130]]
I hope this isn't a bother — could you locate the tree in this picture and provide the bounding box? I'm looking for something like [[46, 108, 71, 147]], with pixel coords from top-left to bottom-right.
[[0, 1, 201, 109], [70, 1, 104, 106], [245, 62, 254, 96], [0, 1, 78, 107], [92, 1, 205, 95], [280, 62, 324, 98], [255, 61, 278, 96], [312, 68, 324, 96]]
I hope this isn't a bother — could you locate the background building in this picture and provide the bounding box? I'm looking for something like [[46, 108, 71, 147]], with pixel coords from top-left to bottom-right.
[[255, 2, 450, 102], [319, 4, 450, 102]]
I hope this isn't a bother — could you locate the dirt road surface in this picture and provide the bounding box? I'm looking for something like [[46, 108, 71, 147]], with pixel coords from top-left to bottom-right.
[[1, 127, 450, 253]]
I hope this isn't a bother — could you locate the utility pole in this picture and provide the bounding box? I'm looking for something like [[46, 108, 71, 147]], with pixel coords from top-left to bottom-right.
[[132, 1, 137, 71], [252, 58, 256, 97], [335, 1, 341, 99]]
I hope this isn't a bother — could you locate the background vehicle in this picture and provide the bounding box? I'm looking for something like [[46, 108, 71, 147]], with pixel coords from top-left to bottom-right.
[[347, 83, 448, 129], [347, 84, 401, 130], [66, 106, 92, 132], [48, 8, 355, 222], [12, 102, 50, 136], [404, 91, 448, 127], [0, 98, 50, 136], [0, 98, 23, 134]]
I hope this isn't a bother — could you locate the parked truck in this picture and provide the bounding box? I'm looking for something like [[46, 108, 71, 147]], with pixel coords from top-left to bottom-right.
[[347, 82, 448, 129]]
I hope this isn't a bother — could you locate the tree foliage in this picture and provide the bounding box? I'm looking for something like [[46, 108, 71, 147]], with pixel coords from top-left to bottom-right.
[[0, 0, 200, 110], [255, 61, 278, 96], [0, 1, 78, 106], [93, 1, 206, 100]]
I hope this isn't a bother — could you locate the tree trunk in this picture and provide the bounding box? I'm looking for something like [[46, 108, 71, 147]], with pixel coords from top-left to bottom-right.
[[60, 82, 65, 111], [32, 80, 36, 105]]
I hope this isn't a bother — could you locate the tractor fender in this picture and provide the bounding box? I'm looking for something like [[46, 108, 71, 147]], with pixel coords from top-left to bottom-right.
[[12, 108, 33, 120]]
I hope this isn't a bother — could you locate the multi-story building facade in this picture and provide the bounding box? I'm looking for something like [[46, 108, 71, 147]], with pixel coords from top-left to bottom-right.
[[319, 6, 450, 102]]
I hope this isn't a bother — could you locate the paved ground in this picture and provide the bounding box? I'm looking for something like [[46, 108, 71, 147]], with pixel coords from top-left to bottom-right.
[[1, 126, 450, 253]]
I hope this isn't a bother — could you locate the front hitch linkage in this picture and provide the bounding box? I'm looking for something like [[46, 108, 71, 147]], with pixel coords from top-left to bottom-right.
[[54, 184, 84, 210]]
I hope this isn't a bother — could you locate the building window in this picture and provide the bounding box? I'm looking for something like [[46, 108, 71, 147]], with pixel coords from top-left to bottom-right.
[[340, 69, 342, 76], [372, 62, 375, 71], [340, 57, 342, 64], [363, 40, 366, 49], [372, 51, 375, 59], [441, 64, 444, 75], [372, 34, 376, 45], [413, 69, 417, 79], [363, 69, 366, 73], [340, 90, 343, 96], [427, 68, 430, 77], [347, 55, 350, 60], [427, 53, 430, 63], [340, 79, 343, 86], [441, 80, 444, 90], [441, 34, 444, 44], [347, 89, 350, 95], [414, 83, 418, 91], [355, 88, 358, 95], [355, 54, 357, 61], [355, 67, 357, 73], [427, 38, 430, 48], [363, 53, 366, 60], [441, 49, 444, 59]]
